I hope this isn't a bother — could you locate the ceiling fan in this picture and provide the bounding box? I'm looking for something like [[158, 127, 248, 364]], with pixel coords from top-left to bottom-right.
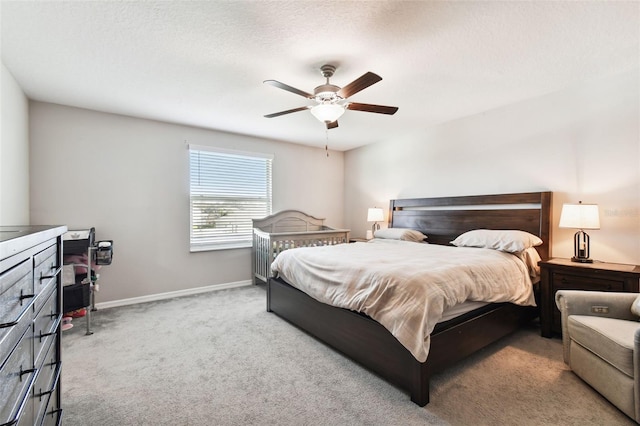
[[264, 64, 398, 129]]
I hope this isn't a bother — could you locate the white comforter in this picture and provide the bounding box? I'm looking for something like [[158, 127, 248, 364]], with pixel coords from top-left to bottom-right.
[[271, 240, 536, 362]]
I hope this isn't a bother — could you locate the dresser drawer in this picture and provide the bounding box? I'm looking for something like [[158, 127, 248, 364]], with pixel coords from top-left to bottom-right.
[[33, 286, 61, 369], [0, 325, 36, 426], [0, 260, 34, 367], [551, 272, 624, 292], [41, 385, 62, 426], [33, 244, 57, 270], [33, 245, 59, 299], [33, 336, 61, 425], [551, 272, 626, 331]]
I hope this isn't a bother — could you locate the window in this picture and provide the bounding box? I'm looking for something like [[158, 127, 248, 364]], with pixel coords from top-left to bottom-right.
[[189, 145, 272, 251]]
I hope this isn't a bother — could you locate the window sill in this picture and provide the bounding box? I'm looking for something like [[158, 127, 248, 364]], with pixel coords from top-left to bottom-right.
[[190, 242, 252, 252]]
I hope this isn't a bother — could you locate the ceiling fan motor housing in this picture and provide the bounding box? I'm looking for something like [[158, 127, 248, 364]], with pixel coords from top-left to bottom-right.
[[320, 64, 337, 78]]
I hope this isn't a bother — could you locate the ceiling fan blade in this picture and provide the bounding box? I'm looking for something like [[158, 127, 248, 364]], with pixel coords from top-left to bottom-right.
[[337, 72, 382, 98], [264, 106, 310, 118], [347, 103, 398, 115], [264, 80, 314, 99], [326, 120, 339, 129]]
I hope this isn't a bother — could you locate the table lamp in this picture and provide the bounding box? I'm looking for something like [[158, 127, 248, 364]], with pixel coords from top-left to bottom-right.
[[367, 207, 384, 239], [559, 201, 600, 263]]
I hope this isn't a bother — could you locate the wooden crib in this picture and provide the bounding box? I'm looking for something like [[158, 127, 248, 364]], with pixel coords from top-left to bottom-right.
[[252, 210, 350, 284]]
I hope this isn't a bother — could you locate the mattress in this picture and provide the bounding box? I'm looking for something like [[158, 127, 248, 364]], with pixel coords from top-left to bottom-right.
[[439, 301, 490, 323], [271, 239, 535, 362]]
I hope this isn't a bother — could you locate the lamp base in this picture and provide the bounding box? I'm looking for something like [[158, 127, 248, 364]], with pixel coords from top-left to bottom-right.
[[571, 256, 594, 263], [571, 231, 594, 264]]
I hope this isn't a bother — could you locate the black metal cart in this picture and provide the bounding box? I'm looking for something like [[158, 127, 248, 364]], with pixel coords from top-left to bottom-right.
[[62, 228, 113, 335]]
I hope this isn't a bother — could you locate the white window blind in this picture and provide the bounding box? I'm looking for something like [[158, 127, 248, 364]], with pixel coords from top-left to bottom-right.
[[189, 145, 273, 251]]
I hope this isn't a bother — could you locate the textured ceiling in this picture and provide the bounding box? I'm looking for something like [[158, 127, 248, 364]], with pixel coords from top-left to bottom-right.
[[1, 1, 638, 151]]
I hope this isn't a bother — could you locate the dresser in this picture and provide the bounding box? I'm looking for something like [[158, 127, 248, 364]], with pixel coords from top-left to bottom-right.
[[1, 225, 66, 426], [539, 258, 640, 337]]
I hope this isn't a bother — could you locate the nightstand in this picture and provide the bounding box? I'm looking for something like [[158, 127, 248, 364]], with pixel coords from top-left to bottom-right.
[[539, 258, 640, 337], [349, 238, 369, 243]]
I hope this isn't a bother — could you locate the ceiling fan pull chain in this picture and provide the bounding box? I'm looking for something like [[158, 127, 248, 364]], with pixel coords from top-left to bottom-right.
[[325, 129, 329, 157]]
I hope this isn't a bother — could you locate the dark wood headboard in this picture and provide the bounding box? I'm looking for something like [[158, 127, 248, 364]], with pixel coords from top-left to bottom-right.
[[389, 191, 552, 260]]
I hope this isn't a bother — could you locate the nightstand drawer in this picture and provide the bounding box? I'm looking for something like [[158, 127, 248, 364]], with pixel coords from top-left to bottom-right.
[[551, 273, 627, 333], [552, 272, 624, 292], [551, 272, 629, 333]]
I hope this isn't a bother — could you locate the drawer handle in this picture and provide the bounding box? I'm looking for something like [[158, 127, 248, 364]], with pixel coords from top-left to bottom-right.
[[39, 315, 62, 342], [19, 289, 36, 303], [39, 330, 56, 340], [40, 266, 62, 280], [36, 362, 62, 401], [0, 368, 38, 426], [36, 387, 55, 400], [20, 366, 37, 380], [45, 408, 63, 426], [0, 297, 36, 329]]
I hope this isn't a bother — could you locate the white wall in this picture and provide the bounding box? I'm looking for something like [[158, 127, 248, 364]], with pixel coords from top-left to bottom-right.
[[0, 62, 30, 225], [344, 70, 640, 265], [29, 102, 344, 302]]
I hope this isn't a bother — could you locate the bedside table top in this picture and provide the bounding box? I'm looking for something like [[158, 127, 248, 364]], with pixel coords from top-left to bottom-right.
[[540, 258, 640, 275]]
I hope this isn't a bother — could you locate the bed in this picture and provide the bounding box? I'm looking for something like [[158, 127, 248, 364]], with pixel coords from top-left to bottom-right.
[[267, 191, 552, 406], [252, 210, 350, 284]]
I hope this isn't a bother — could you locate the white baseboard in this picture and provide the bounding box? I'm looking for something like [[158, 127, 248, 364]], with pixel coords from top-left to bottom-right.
[[94, 280, 253, 310]]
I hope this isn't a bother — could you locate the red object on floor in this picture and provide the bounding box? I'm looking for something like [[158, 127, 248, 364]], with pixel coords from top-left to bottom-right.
[[68, 308, 86, 318]]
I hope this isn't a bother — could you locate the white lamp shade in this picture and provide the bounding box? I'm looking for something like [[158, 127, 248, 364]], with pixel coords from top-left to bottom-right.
[[367, 208, 384, 222], [310, 103, 345, 123], [559, 203, 600, 230]]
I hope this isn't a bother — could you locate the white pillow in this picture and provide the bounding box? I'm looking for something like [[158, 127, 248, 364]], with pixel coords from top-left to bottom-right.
[[374, 228, 427, 242], [450, 229, 542, 253]]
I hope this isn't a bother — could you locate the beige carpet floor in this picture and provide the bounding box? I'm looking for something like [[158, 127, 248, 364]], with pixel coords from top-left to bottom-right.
[[61, 285, 633, 425]]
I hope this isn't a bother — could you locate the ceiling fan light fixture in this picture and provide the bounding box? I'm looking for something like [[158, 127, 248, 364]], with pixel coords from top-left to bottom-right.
[[264, 64, 397, 127], [310, 103, 345, 123]]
